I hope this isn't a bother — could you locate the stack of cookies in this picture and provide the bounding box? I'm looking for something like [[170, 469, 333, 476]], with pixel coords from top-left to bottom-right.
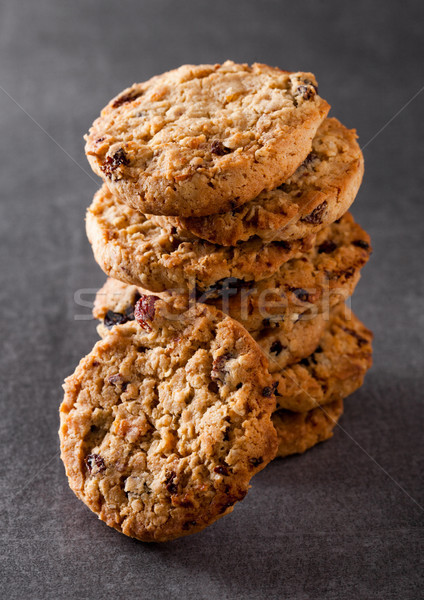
[[60, 62, 373, 542]]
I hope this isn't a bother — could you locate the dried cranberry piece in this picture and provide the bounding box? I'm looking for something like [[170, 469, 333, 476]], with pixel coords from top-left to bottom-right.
[[112, 90, 143, 109], [211, 141, 231, 156], [165, 471, 178, 495], [352, 239, 370, 250], [100, 148, 130, 178], [214, 465, 229, 476], [318, 240, 337, 254], [211, 353, 232, 383], [134, 295, 160, 331], [301, 201, 328, 224], [85, 453, 106, 473]]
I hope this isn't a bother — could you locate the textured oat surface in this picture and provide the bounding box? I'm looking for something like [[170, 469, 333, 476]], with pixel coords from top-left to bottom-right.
[[60, 300, 277, 542], [85, 61, 329, 216], [274, 303, 373, 412], [94, 277, 327, 371], [166, 118, 363, 244], [86, 184, 314, 292]]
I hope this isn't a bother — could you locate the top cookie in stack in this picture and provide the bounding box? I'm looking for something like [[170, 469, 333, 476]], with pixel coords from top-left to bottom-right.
[[85, 61, 330, 217]]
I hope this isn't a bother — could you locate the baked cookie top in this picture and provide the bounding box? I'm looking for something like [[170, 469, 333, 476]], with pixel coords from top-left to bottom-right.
[[164, 118, 364, 244], [272, 303, 373, 412], [272, 399, 343, 458], [93, 277, 327, 372], [85, 61, 329, 217], [60, 299, 278, 542], [86, 184, 314, 293]]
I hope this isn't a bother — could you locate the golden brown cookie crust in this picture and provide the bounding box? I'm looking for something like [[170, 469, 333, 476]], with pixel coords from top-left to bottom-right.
[[165, 118, 364, 245], [60, 300, 278, 542], [93, 277, 327, 371], [86, 184, 315, 293], [272, 400, 343, 458], [272, 303, 373, 412], [85, 62, 330, 217]]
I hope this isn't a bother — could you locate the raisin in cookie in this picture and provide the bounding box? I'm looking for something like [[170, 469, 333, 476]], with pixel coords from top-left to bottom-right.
[[203, 212, 372, 331], [60, 299, 278, 542], [161, 118, 363, 245], [86, 184, 315, 293], [93, 277, 327, 372], [272, 303, 373, 412], [272, 399, 343, 458], [85, 61, 330, 217]]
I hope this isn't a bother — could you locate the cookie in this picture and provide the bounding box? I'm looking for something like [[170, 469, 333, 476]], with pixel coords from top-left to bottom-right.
[[272, 400, 343, 458], [60, 299, 278, 542], [85, 61, 330, 217], [86, 184, 315, 293], [203, 212, 371, 331], [162, 118, 363, 245], [272, 303, 373, 412], [93, 277, 327, 372]]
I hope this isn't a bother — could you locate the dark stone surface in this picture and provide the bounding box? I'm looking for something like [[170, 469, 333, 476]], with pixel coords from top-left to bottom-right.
[[1, 1, 423, 598]]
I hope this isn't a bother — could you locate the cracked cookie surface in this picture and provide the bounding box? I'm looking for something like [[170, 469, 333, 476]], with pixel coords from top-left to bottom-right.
[[163, 118, 363, 245], [85, 61, 329, 217], [60, 300, 277, 542]]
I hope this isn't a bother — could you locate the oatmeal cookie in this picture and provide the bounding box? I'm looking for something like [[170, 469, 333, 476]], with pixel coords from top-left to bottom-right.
[[60, 299, 278, 542], [85, 61, 329, 217]]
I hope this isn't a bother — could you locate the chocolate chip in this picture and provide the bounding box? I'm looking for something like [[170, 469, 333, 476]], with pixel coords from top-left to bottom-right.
[[85, 453, 106, 474], [165, 471, 178, 495], [295, 84, 316, 100], [249, 457, 263, 468], [211, 353, 232, 383], [301, 201, 328, 224], [214, 465, 229, 476], [182, 520, 197, 531], [134, 295, 160, 331], [318, 240, 337, 254], [112, 90, 143, 108], [104, 310, 131, 329], [100, 148, 130, 178], [211, 141, 231, 156], [270, 340, 285, 355], [352, 239, 370, 250], [235, 382, 243, 390]]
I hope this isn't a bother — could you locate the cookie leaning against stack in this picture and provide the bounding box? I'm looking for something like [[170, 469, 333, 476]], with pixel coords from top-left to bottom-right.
[[60, 61, 373, 543]]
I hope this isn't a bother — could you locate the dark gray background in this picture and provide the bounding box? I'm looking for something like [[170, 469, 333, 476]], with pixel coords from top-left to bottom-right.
[[1, 1, 423, 598]]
